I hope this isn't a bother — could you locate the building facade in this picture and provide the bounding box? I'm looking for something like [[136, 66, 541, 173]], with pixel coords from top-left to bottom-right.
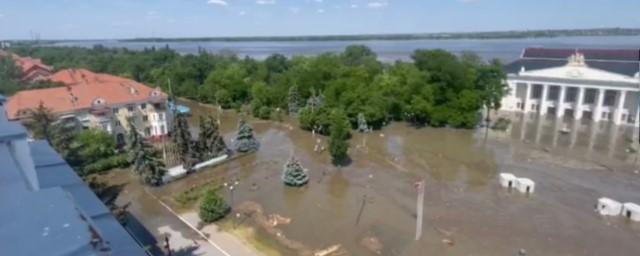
[[6, 69, 171, 144], [500, 48, 640, 127]]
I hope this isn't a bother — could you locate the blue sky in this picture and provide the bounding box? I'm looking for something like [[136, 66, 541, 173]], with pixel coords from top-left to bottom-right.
[[1, 0, 639, 39]]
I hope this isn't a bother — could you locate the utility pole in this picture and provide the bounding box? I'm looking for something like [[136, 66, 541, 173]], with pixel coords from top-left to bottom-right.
[[415, 179, 425, 241]]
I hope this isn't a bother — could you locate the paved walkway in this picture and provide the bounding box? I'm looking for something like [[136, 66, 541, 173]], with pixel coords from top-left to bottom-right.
[[113, 171, 261, 256]]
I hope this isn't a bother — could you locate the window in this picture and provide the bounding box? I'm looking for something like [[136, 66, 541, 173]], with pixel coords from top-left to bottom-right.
[[603, 90, 616, 107], [548, 86, 560, 101], [531, 84, 543, 99], [142, 115, 148, 122], [160, 125, 166, 134], [127, 105, 134, 112], [141, 103, 147, 109], [115, 120, 121, 127], [565, 87, 578, 103], [144, 127, 151, 136], [159, 113, 165, 121], [113, 108, 119, 114], [584, 89, 597, 104]]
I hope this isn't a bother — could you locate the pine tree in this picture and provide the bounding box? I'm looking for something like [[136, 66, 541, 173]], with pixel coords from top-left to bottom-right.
[[282, 156, 309, 187], [329, 109, 350, 165], [127, 124, 167, 186], [197, 116, 229, 161], [233, 119, 259, 153], [357, 112, 368, 132], [199, 190, 230, 223], [288, 85, 301, 116], [172, 113, 194, 170]]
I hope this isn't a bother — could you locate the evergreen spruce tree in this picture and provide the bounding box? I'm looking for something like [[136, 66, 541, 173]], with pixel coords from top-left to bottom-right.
[[282, 156, 309, 187], [197, 116, 229, 161], [199, 190, 230, 223], [233, 119, 259, 153], [127, 124, 167, 186], [288, 85, 301, 116], [172, 113, 194, 170], [357, 112, 368, 132]]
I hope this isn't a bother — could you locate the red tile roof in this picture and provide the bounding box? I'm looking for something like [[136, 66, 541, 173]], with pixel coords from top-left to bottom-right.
[[6, 69, 166, 120]]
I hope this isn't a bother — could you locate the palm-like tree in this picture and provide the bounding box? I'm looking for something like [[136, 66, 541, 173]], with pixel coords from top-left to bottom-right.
[[25, 101, 56, 141]]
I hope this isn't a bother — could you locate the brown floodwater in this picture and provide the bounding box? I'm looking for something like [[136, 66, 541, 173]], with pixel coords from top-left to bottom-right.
[[158, 101, 640, 255]]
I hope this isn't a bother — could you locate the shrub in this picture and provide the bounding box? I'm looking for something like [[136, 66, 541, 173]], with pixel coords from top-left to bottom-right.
[[199, 190, 230, 223], [83, 154, 130, 175]]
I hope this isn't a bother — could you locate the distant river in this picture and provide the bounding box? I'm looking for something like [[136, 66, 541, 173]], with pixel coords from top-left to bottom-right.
[[51, 36, 640, 62]]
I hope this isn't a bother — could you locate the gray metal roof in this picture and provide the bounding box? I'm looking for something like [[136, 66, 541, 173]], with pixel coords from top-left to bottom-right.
[[30, 141, 147, 255], [0, 110, 145, 255]]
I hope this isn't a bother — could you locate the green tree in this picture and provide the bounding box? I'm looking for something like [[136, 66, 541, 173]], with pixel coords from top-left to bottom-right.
[[172, 113, 194, 170], [197, 116, 228, 161], [233, 119, 259, 153], [127, 124, 166, 186], [287, 85, 301, 116], [25, 102, 56, 141], [282, 156, 309, 187], [477, 60, 508, 123], [328, 109, 350, 165], [199, 190, 230, 223]]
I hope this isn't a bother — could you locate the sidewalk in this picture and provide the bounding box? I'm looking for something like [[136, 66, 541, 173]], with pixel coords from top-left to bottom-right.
[[110, 170, 262, 256]]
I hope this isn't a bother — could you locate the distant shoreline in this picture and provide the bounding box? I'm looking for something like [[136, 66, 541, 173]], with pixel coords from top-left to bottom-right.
[[118, 28, 640, 43], [7, 27, 640, 44]]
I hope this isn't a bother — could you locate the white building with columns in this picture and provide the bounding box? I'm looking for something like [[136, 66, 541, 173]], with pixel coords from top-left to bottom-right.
[[501, 48, 640, 127]]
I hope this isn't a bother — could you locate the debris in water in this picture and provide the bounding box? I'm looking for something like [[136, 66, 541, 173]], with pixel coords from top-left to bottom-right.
[[441, 238, 455, 246], [360, 236, 383, 255], [267, 214, 292, 227], [314, 244, 343, 256]]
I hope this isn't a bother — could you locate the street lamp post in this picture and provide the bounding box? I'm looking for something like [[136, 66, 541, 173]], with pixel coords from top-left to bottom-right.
[[223, 179, 240, 207]]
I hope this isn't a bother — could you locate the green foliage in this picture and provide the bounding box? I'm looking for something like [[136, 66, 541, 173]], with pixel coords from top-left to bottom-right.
[[75, 129, 116, 163], [199, 190, 230, 223], [11, 45, 506, 130], [196, 115, 228, 161], [329, 109, 350, 165], [172, 113, 194, 170], [282, 156, 309, 187], [24, 102, 56, 141], [233, 119, 260, 153], [127, 124, 166, 186], [83, 155, 130, 175]]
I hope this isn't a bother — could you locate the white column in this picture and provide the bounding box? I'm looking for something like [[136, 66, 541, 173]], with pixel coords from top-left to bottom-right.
[[557, 86, 566, 118], [614, 90, 627, 125], [593, 88, 605, 123], [539, 84, 549, 115], [524, 83, 532, 113], [635, 103, 640, 128], [575, 87, 585, 120]]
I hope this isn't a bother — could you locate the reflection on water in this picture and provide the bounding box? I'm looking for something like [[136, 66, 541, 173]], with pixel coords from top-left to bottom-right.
[[509, 112, 638, 163], [158, 100, 640, 256]]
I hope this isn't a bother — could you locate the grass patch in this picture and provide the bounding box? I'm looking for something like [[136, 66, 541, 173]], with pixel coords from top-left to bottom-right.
[[218, 220, 284, 256], [173, 182, 221, 209]]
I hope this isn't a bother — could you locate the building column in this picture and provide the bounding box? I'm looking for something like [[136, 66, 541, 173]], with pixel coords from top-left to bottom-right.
[[524, 83, 532, 113], [593, 88, 605, 123], [575, 86, 585, 120], [539, 84, 549, 115], [614, 90, 627, 125], [557, 86, 566, 118], [635, 104, 640, 128]]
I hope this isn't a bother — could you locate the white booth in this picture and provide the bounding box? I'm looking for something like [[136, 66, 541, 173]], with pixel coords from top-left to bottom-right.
[[622, 203, 640, 222], [596, 198, 622, 216], [499, 173, 517, 188], [515, 178, 535, 194]]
